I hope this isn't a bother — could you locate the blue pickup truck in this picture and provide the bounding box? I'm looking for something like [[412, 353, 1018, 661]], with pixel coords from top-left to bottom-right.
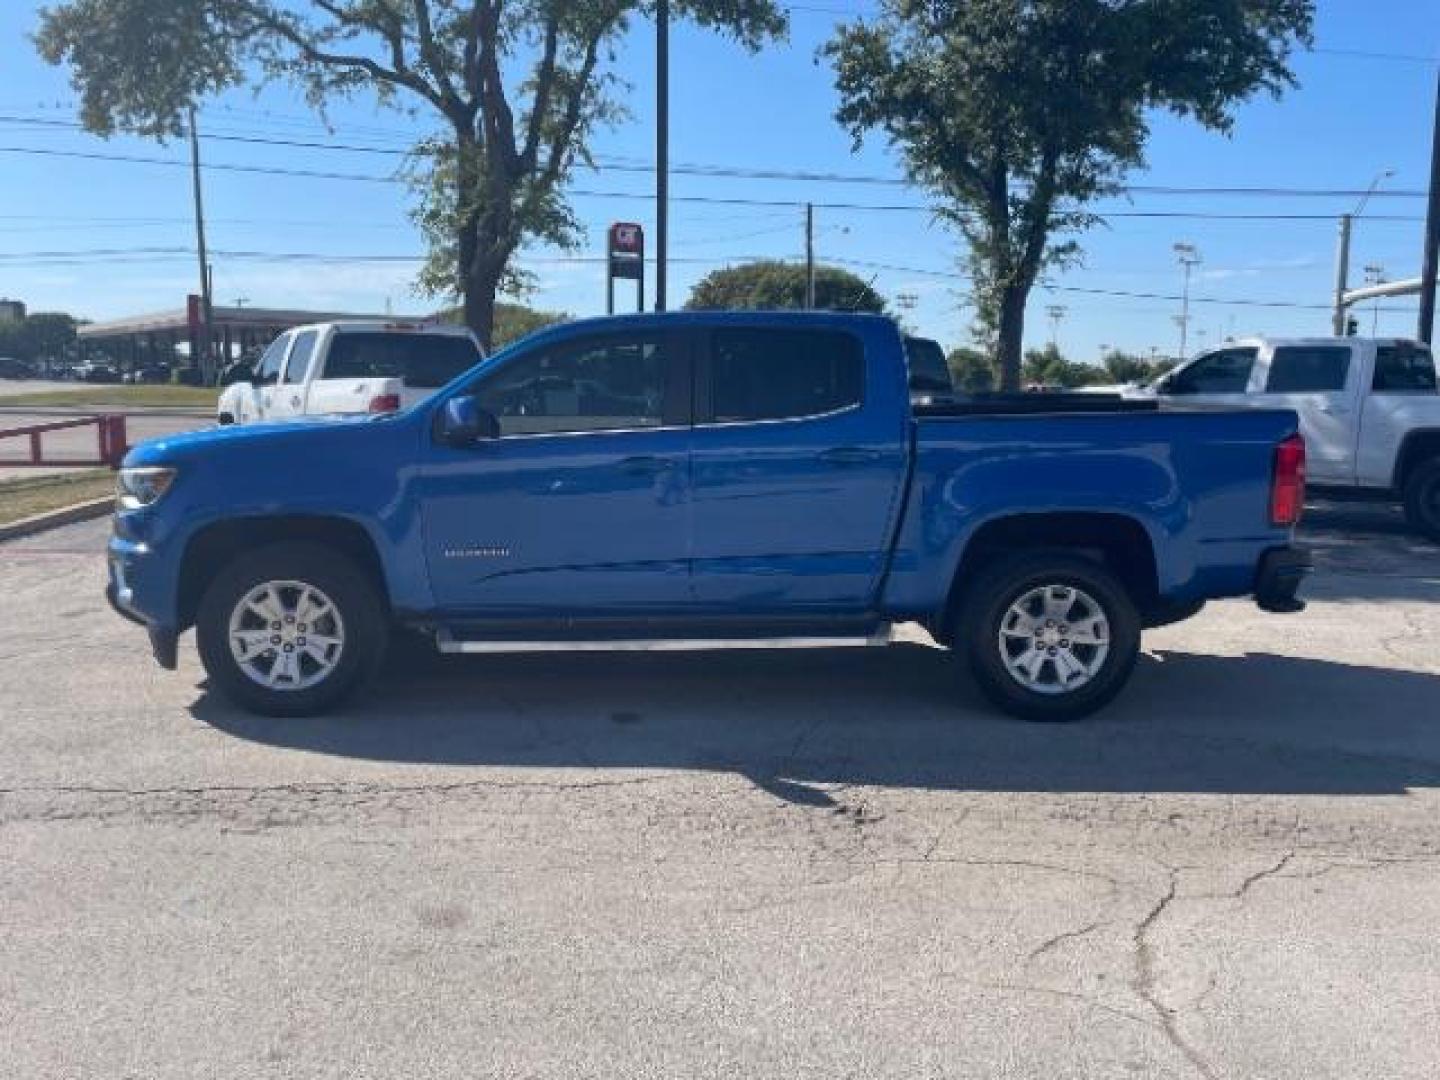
[[107, 312, 1310, 721]]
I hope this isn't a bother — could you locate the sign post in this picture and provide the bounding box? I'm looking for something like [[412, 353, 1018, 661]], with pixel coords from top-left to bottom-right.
[[607, 222, 645, 314]]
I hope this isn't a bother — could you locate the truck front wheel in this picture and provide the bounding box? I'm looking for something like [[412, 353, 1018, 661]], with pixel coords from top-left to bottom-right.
[[956, 553, 1141, 722], [1402, 458, 1440, 542], [195, 542, 388, 717]]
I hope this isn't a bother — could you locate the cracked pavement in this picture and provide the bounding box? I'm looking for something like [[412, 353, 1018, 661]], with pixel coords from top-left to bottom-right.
[[3, 504, 1440, 1078]]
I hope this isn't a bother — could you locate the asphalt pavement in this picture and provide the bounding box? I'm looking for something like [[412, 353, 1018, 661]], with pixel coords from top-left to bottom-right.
[[1, 505, 1438, 1078]]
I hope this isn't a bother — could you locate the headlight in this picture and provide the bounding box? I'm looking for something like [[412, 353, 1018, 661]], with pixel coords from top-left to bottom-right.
[[116, 466, 177, 510]]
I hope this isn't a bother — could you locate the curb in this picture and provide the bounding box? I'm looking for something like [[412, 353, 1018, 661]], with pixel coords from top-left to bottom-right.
[[0, 496, 113, 543]]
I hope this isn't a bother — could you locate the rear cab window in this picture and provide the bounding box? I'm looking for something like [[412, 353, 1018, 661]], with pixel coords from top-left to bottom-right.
[[1372, 343, 1437, 393], [705, 329, 864, 423], [1263, 345, 1352, 393], [324, 331, 481, 388], [1166, 347, 1257, 394]]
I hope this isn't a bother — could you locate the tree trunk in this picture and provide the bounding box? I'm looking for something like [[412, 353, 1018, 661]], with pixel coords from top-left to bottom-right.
[[996, 283, 1029, 391]]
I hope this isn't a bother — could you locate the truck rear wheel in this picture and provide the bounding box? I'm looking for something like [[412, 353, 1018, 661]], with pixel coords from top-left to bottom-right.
[[956, 553, 1141, 722], [196, 542, 388, 717], [1403, 458, 1440, 542]]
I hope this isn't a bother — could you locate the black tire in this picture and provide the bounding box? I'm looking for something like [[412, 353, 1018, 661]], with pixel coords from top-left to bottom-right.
[[1402, 458, 1440, 543], [217, 412, 235, 426], [955, 552, 1141, 722], [196, 541, 388, 717]]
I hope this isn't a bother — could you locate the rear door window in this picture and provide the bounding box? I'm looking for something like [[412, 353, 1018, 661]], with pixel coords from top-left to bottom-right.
[[1373, 344, 1437, 393], [324, 332, 481, 388], [708, 329, 864, 423], [1166, 348, 1257, 394], [1265, 346, 1351, 393], [281, 331, 318, 384]]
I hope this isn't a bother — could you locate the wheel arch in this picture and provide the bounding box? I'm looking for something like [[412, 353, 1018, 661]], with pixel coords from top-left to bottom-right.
[[177, 514, 389, 631], [936, 511, 1159, 643], [1393, 429, 1440, 492]]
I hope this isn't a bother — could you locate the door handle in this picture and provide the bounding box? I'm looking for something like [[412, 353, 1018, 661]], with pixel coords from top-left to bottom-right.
[[819, 446, 882, 466], [290, 396, 301, 407], [1318, 404, 1351, 416], [617, 454, 675, 475]]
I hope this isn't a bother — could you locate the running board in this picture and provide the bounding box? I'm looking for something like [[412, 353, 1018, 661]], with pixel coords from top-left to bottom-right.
[[434, 624, 895, 655]]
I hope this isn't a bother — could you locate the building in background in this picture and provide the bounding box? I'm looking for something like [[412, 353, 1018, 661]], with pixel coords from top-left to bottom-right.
[[0, 298, 26, 323]]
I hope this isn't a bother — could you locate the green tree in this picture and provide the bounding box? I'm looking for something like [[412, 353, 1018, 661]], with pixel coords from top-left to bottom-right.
[[0, 311, 79, 373], [439, 300, 568, 347], [684, 260, 888, 313], [1022, 343, 1106, 389], [824, 0, 1312, 390], [946, 346, 994, 392], [36, 0, 786, 349], [1102, 349, 1154, 384]]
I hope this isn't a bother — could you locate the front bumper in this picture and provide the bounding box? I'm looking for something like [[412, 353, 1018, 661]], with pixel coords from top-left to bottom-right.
[[107, 545, 178, 670], [1254, 545, 1312, 614]]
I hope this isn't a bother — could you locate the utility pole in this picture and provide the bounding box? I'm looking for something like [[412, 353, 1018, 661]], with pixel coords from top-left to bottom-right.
[[1173, 242, 1201, 359], [804, 203, 815, 309], [1420, 69, 1440, 345], [188, 106, 213, 380], [654, 0, 669, 313]]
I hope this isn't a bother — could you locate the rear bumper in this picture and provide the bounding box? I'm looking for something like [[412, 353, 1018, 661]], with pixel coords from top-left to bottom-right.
[[1254, 545, 1312, 614]]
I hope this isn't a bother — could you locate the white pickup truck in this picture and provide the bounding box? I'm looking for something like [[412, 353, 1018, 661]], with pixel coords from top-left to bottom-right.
[[1146, 337, 1440, 538], [217, 321, 484, 425]]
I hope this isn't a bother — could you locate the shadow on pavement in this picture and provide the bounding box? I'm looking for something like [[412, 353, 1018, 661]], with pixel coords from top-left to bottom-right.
[[192, 642, 1440, 802]]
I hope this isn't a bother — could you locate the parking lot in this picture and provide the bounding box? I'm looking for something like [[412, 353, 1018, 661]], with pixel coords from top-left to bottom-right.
[[2, 503, 1438, 1078]]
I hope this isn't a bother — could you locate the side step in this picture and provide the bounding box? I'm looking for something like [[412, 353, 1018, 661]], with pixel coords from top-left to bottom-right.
[[435, 624, 895, 655]]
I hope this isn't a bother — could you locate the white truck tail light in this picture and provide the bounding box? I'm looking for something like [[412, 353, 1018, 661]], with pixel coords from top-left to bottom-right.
[[367, 393, 401, 414]]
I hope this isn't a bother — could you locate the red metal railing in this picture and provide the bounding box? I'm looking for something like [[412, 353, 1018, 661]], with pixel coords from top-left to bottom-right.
[[0, 414, 128, 468]]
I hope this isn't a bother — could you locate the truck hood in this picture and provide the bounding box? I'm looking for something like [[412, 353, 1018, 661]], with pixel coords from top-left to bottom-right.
[[122, 412, 397, 468]]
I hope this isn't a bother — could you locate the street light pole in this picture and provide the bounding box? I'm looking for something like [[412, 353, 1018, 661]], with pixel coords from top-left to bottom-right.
[[654, 0, 669, 313], [1364, 264, 1386, 336], [1045, 304, 1066, 350], [1334, 167, 1395, 336], [805, 203, 815, 309], [1173, 242, 1201, 359]]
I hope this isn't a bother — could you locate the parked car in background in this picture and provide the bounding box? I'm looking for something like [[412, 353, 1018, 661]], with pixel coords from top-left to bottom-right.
[[123, 362, 171, 385], [1144, 337, 1440, 539], [79, 362, 120, 384], [110, 311, 1308, 722], [217, 321, 484, 425], [0, 356, 35, 379]]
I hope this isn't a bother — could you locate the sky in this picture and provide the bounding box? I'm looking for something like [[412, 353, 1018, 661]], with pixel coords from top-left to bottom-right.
[[0, 0, 1437, 362]]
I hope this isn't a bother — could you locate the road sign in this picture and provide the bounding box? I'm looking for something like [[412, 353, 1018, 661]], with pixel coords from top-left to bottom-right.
[[607, 222, 645, 313]]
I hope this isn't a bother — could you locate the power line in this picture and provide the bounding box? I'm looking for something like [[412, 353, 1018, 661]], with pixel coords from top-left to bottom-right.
[[0, 116, 1432, 201], [0, 146, 1425, 225]]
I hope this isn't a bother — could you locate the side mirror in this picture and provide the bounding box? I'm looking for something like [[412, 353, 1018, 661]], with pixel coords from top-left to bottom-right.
[[436, 394, 500, 446]]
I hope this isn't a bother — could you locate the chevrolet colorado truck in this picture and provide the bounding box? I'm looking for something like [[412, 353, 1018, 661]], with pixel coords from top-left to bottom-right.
[[107, 312, 1310, 721]]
